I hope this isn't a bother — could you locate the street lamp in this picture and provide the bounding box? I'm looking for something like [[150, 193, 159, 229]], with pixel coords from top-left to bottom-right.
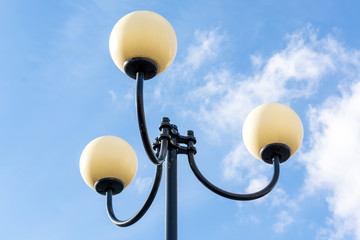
[[79, 10, 303, 240]]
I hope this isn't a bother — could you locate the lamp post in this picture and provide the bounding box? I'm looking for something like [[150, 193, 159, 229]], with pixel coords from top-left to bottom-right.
[[79, 10, 303, 240]]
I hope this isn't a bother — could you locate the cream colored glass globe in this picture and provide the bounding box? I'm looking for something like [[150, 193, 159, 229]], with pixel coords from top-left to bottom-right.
[[79, 136, 138, 190], [109, 10, 177, 75], [242, 103, 303, 160]]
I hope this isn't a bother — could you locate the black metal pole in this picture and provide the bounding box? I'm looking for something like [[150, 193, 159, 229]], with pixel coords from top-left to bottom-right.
[[165, 133, 178, 240]]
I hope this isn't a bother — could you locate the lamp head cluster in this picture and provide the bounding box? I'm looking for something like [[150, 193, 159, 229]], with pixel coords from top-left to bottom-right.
[[79, 10, 303, 194]]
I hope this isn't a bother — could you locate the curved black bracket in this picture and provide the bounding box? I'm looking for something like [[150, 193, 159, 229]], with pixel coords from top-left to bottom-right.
[[95, 178, 124, 195], [136, 72, 170, 165], [260, 143, 291, 164], [187, 145, 280, 201], [105, 164, 163, 227], [124, 57, 158, 80]]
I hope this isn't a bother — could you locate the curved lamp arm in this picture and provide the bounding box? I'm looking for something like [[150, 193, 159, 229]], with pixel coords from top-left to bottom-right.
[[136, 72, 168, 165], [105, 164, 163, 227], [187, 149, 280, 201]]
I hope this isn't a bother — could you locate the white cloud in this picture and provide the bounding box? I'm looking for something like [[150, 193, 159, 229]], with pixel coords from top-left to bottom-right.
[[190, 27, 337, 137], [270, 188, 297, 210], [250, 54, 264, 68], [108, 89, 133, 109], [302, 80, 360, 239], [246, 176, 268, 193], [183, 28, 225, 70], [109, 90, 117, 103], [222, 144, 266, 181], [273, 210, 294, 233], [188, 27, 342, 198], [153, 28, 225, 102], [186, 25, 360, 238], [134, 177, 153, 195]]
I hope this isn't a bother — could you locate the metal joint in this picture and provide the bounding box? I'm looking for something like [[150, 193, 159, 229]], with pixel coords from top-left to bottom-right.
[[177, 145, 188, 155], [153, 137, 161, 157], [159, 132, 171, 141], [152, 118, 172, 155], [187, 141, 197, 155], [177, 135, 197, 145], [169, 124, 179, 137], [159, 117, 172, 130], [172, 129, 197, 144], [169, 129, 197, 155]]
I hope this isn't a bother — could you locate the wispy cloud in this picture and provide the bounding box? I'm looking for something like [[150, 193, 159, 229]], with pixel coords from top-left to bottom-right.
[[182, 28, 225, 71], [185, 25, 360, 238], [186, 27, 341, 199], [108, 89, 133, 109], [273, 210, 294, 233], [189, 27, 337, 137], [153, 28, 225, 101], [246, 176, 268, 194], [134, 177, 153, 195], [302, 80, 360, 239], [109, 90, 117, 103]]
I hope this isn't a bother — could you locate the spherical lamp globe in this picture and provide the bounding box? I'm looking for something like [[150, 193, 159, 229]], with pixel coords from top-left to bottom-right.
[[79, 136, 138, 193], [242, 103, 303, 163], [109, 10, 177, 79]]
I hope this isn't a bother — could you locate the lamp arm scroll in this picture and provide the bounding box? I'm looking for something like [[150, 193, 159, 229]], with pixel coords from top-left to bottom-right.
[[136, 72, 168, 165], [187, 148, 280, 201], [105, 164, 163, 227]]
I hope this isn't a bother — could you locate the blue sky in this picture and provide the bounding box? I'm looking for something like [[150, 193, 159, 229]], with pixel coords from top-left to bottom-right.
[[1, 0, 360, 239]]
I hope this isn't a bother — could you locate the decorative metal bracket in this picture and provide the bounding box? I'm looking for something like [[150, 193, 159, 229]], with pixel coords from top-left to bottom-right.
[[103, 70, 287, 233]]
